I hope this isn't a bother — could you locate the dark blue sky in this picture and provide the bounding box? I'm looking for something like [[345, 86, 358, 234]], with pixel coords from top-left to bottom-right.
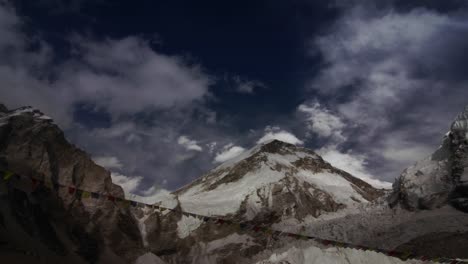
[[3, 0, 468, 196], [13, 0, 341, 129]]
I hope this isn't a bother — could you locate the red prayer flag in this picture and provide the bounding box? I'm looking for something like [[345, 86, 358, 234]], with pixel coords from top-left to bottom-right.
[[107, 195, 115, 201], [68, 187, 76, 194]]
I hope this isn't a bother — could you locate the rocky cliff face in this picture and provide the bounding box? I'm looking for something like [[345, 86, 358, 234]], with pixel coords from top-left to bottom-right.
[[0, 106, 145, 263], [390, 106, 468, 212]]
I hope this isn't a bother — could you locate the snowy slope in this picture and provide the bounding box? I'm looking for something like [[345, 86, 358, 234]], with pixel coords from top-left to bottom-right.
[[0, 106, 53, 126], [255, 243, 432, 264]]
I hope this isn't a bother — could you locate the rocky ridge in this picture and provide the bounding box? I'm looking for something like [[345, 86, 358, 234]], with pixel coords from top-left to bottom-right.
[[390, 106, 468, 212], [0, 105, 145, 263]]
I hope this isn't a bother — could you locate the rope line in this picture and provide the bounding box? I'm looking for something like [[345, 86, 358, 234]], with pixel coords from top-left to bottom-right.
[[1, 170, 467, 263]]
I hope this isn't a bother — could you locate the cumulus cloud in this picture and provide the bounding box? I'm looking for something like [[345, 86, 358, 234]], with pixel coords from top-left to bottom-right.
[[111, 172, 143, 194], [308, 4, 468, 180], [318, 145, 392, 188], [93, 156, 123, 169], [214, 143, 246, 163], [111, 171, 171, 203], [59, 37, 213, 116], [178, 136, 203, 151], [298, 102, 346, 142], [257, 129, 304, 145], [0, 3, 213, 127]]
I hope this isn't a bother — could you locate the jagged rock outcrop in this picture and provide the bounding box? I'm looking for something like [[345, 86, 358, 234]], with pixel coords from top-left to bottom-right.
[[0, 106, 145, 263], [390, 106, 468, 212]]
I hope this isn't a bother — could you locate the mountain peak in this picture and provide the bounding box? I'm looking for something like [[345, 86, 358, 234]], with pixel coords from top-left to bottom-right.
[[258, 139, 302, 153], [391, 105, 468, 212], [175, 139, 383, 220], [451, 105, 468, 133]]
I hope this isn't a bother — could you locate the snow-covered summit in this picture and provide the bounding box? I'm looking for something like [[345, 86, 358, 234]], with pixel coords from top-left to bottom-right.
[[175, 140, 384, 220], [0, 105, 53, 127], [451, 105, 468, 133]]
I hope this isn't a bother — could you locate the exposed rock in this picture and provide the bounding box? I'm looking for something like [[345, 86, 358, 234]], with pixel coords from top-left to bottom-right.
[[390, 105, 468, 212], [0, 107, 145, 263]]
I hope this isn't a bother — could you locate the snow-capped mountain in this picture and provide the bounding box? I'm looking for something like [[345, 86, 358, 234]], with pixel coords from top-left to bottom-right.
[[175, 139, 384, 221], [137, 139, 388, 263], [390, 106, 468, 212]]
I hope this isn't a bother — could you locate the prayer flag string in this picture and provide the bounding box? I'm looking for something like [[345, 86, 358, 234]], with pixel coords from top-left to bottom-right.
[[1, 171, 467, 263]]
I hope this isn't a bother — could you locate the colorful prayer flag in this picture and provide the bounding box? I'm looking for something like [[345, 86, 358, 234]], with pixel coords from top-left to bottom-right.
[[107, 195, 115, 201], [130, 201, 137, 207], [82, 191, 91, 199], [68, 187, 76, 194], [76, 190, 83, 198], [3, 171, 13, 181], [91, 192, 100, 199]]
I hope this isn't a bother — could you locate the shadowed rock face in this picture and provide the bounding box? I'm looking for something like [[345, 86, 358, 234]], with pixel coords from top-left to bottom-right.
[[0, 106, 144, 263], [390, 106, 468, 212]]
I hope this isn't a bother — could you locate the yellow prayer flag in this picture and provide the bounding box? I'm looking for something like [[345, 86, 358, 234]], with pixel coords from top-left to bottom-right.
[[3, 171, 13, 181], [81, 191, 91, 199], [44, 179, 53, 188]]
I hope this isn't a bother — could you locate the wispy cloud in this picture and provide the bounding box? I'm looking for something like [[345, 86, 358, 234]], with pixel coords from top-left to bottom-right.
[[214, 143, 246, 163]]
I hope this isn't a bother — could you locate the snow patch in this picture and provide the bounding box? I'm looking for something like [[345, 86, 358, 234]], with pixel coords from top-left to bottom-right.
[[296, 170, 366, 205], [177, 215, 203, 239], [137, 207, 151, 247], [256, 245, 431, 264], [206, 233, 257, 253]]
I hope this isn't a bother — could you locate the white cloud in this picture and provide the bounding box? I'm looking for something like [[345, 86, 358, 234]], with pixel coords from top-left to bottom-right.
[[298, 102, 346, 142], [380, 136, 433, 164], [178, 135, 203, 151], [257, 130, 304, 145], [308, 5, 468, 181], [214, 144, 246, 163], [0, 3, 214, 127], [60, 37, 213, 116], [93, 156, 123, 169], [318, 145, 392, 189], [111, 171, 171, 203], [111, 172, 143, 194]]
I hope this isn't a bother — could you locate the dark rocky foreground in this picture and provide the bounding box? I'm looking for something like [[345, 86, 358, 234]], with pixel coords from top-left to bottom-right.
[[0, 105, 144, 263]]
